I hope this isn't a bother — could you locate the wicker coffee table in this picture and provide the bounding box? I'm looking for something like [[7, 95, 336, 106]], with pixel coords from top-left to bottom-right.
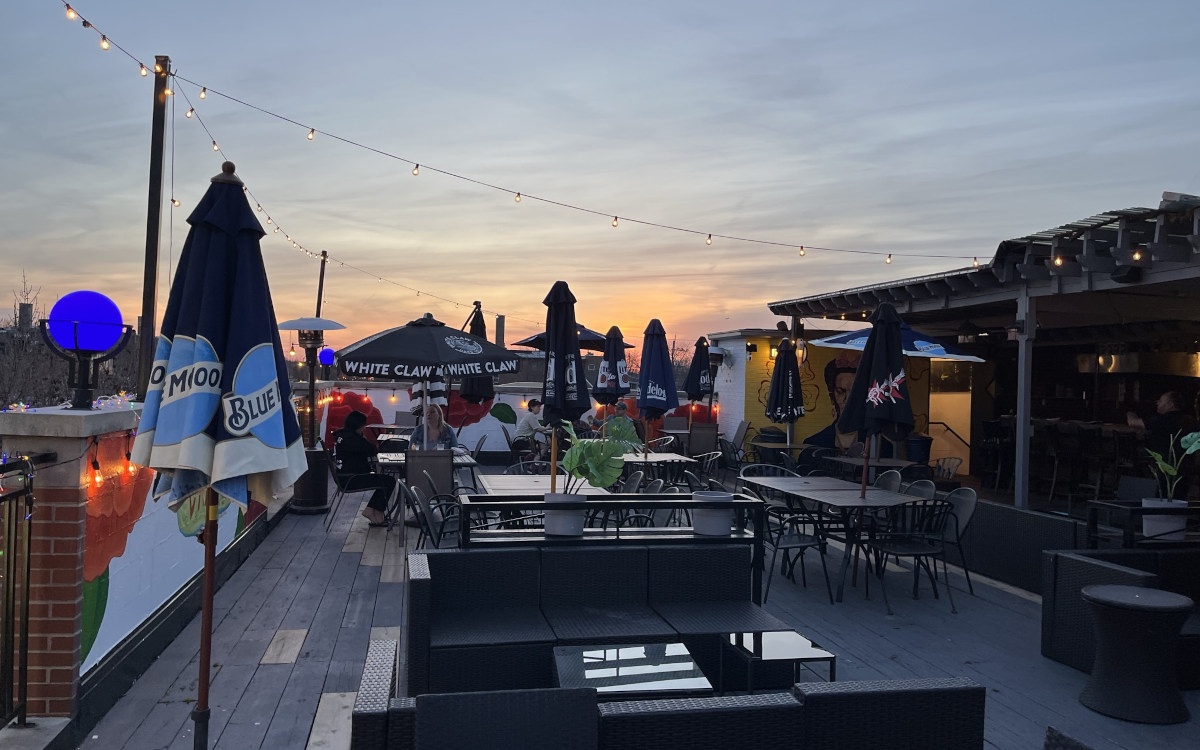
[[721, 630, 836, 693]]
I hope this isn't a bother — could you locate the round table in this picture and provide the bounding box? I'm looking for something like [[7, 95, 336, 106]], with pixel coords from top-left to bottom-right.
[[1079, 584, 1194, 724]]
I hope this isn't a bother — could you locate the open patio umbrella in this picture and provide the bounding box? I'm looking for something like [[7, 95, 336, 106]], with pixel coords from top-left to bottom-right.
[[682, 336, 713, 426], [637, 319, 680, 456], [514, 323, 631, 352], [541, 281, 591, 491], [809, 323, 984, 363], [458, 301, 495, 406], [835, 303, 915, 496], [765, 337, 805, 437], [130, 162, 307, 750]]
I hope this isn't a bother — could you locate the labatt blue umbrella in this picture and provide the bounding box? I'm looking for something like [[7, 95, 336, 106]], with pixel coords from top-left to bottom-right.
[[131, 162, 307, 749], [637, 319, 680, 457], [541, 281, 591, 491], [593, 325, 631, 425], [682, 336, 713, 426]]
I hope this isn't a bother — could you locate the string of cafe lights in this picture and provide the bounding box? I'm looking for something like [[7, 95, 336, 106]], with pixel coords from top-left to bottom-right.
[[56, 1, 984, 291]]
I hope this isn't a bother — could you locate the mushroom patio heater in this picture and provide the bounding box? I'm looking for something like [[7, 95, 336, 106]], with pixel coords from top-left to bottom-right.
[[278, 316, 345, 514], [41, 291, 133, 409]]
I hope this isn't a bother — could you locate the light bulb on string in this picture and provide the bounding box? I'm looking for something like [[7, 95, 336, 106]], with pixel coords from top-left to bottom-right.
[[798, 246, 806, 257], [100, 35, 110, 50], [706, 234, 712, 245], [273, 227, 280, 233], [154, 62, 163, 73], [198, 87, 207, 99], [266, 217, 272, 225], [139, 63, 148, 77], [65, 5, 76, 20], [611, 216, 619, 228], [212, 140, 219, 151], [972, 257, 979, 268], [185, 107, 194, 118], [289, 343, 295, 357], [514, 193, 521, 203], [412, 164, 420, 176], [164, 87, 173, 96], [171, 198, 180, 207], [1132, 249, 1143, 262], [1053, 256, 1063, 267], [885, 254, 892, 264], [307, 128, 315, 141]]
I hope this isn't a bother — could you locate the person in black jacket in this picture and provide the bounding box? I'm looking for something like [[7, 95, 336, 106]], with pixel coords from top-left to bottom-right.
[[333, 410, 397, 525]]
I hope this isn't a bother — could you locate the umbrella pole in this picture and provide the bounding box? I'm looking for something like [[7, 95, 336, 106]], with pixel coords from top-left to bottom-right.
[[192, 487, 218, 750], [549, 429, 558, 493], [859, 445, 869, 498], [688, 400, 693, 428]]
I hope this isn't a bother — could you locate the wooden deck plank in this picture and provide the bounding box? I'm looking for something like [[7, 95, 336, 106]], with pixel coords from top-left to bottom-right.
[[305, 691, 355, 750], [211, 663, 293, 750], [257, 660, 327, 750], [261, 628, 308, 665]]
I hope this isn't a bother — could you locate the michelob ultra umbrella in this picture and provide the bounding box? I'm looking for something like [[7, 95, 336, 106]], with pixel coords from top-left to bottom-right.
[[131, 162, 307, 749], [593, 325, 631, 411], [540, 281, 591, 491]]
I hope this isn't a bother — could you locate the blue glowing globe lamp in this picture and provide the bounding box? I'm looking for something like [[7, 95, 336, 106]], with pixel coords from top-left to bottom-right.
[[318, 347, 335, 366], [41, 291, 134, 409]]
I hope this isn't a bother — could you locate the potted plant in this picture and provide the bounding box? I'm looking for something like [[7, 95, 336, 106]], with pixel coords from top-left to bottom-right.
[[542, 422, 634, 535], [1143, 429, 1200, 541]]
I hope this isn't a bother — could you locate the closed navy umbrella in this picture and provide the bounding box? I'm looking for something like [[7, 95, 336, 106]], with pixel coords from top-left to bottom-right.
[[637, 320, 680, 452], [765, 338, 805, 424], [541, 281, 590, 491], [458, 302, 495, 406], [836, 303, 914, 495], [130, 162, 307, 749], [593, 325, 631, 406], [682, 336, 713, 425]]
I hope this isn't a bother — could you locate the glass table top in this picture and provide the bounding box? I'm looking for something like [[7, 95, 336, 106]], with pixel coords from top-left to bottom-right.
[[554, 642, 712, 698]]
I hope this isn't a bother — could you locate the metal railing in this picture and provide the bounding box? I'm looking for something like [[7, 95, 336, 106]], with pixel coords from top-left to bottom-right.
[[1, 456, 36, 729]]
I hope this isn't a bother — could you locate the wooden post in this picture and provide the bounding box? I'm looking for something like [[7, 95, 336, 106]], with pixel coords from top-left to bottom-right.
[[137, 55, 170, 401]]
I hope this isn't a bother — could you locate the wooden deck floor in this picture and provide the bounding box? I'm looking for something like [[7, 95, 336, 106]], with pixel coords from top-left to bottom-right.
[[81, 476, 1199, 750]]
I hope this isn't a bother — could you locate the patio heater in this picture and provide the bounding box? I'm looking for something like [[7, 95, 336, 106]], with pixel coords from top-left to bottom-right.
[[278, 316, 345, 513]]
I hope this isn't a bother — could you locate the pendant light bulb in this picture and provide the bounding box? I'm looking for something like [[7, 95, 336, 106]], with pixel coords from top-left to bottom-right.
[[885, 254, 892, 264], [412, 164, 419, 176], [611, 216, 619, 228], [706, 234, 712, 245], [139, 63, 148, 77], [171, 198, 180, 207], [514, 193, 521, 203], [1053, 256, 1063, 267], [212, 140, 219, 151], [972, 257, 979, 268], [798, 246, 806, 257], [185, 108, 194, 118], [66, 5, 76, 20], [100, 35, 110, 50], [199, 87, 207, 99], [307, 128, 315, 141]]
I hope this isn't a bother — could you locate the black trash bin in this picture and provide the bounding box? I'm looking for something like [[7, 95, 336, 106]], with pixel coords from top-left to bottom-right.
[[291, 448, 330, 514], [904, 435, 933, 464]]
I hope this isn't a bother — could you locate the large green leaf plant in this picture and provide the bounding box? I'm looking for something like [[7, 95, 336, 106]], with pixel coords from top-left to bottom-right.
[[1145, 429, 1200, 499], [559, 421, 639, 493]]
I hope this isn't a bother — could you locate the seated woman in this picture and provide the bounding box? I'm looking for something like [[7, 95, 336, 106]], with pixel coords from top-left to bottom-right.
[[411, 403, 460, 451], [513, 398, 552, 459], [332, 410, 398, 526]]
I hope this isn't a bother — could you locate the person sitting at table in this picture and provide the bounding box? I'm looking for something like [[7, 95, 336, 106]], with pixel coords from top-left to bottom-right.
[[514, 398, 552, 459], [1128, 390, 1197, 499], [332, 410, 398, 526], [412, 403, 460, 451]]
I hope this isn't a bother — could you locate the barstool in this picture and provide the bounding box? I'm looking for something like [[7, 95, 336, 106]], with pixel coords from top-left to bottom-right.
[[1079, 584, 1193, 724]]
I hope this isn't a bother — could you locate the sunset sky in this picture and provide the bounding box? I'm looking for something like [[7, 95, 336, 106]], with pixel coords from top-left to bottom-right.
[[5, 1, 1200, 354]]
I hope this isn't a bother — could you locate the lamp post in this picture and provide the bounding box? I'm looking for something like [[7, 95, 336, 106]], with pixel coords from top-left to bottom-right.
[[41, 291, 133, 409]]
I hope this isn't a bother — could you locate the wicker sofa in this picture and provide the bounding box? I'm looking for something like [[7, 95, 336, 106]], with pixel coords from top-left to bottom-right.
[[406, 544, 788, 695], [354, 640, 986, 750], [1041, 548, 1200, 688]]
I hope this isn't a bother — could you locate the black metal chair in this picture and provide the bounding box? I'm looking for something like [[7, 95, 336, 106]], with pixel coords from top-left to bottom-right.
[[505, 460, 562, 476], [939, 487, 978, 594], [865, 499, 957, 615], [764, 504, 833, 604]]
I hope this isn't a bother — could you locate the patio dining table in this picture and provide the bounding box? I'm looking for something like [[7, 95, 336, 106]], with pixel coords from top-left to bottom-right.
[[478, 474, 611, 496], [741, 476, 913, 602]]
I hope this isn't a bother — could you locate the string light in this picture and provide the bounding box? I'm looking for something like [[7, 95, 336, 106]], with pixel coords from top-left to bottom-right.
[[307, 128, 315, 141], [798, 247, 806, 257], [199, 87, 206, 99], [514, 193, 521, 203], [412, 164, 419, 176], [885, 254, 892, 264], [164, 87, 173, 96], [973, 257, 979, 268], [139, 63, 148, 77], [65, 4, 76, 19], [171, 198, 180, 207], [154, 61, 163, 73], [612, 216, 619, 227], [1053, 256, 1063, 267], [212, 140, 219, 151], [186, 107, 194, 118], [99, 35, 109, 50], [706, 234, 712, 245], [1132, 249, 1143, 262]]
